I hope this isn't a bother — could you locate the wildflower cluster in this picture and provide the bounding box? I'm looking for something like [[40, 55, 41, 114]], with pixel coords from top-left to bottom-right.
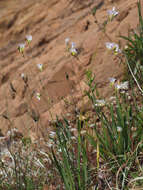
[[18, 35, 32, 55], [37, 63, 43, 71], [109, 77, 116, 86], [26, 35, 32, 44], [65, 38, 78, 56], [115, 81, 129, 91], [107, 7, 118, 21], [109, 77, 129, 92], [106, 42, 121, 54], [95, 99, 106, 107], [117, 126, 122, 132], [36, 92, 41, 101], [17, 35, 44, 101]]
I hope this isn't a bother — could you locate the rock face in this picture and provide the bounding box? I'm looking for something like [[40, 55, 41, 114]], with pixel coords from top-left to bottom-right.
[[0, 0, 141, 136]]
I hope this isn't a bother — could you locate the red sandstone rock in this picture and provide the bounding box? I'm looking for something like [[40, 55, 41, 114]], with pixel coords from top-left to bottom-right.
[[0, 0, 140, 137]]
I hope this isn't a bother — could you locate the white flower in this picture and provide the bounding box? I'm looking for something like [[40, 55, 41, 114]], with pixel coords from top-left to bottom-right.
[[115, 81, 129, 90], [49, 131, 56, 138], [109, 77, 116, 85], [21, 73, 25, 79], [95, 100, 106, 107], [6, 128, 19, 136], [117, 126, 122, 132], [68, 42, 78, 56], [70, 47, 78, 56], [65, 40, 78, 56], [107, 7, 118, 20], [95, 99, 106, 107], [105, 42, 121, 54], [65, 38, 70, 46], [37, 63, 43, 71], [36, 93, 41, 100], [26, 35, 32, 43], [106, 42, 114, 50], [124, 45, 128, 50], [113, 44, 121, 54], [71, 42, 76, 48], [18, 43, 25, 53]]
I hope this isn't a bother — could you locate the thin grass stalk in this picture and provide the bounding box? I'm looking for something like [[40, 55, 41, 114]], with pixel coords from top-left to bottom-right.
[[96, 141, 100, 170], [124, 53, 143, 95], [77, 119, 82, 189]]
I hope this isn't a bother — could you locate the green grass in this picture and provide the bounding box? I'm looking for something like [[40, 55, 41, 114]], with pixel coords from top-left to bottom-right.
[[51, 118, 92, 190]]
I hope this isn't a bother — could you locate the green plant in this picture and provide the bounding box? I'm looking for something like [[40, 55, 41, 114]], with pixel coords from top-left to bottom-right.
[[85, 71, 143, 189], [121, 0, 143, 85], [51, 118, 94, 190]]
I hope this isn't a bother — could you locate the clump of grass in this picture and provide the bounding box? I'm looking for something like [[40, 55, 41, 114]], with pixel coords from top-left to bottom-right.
[[51, 117, 95, 190], [85, 70, 143, 189], [49, 69, 143, 189]]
